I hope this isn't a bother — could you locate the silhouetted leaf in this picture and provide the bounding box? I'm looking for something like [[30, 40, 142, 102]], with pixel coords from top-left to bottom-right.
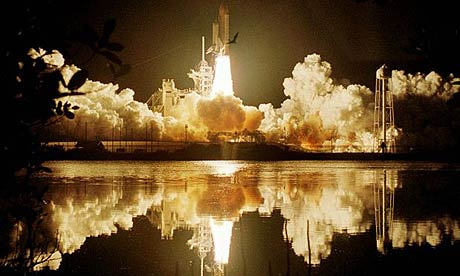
[[39, 71, 62, 94], [72, 106, 80, 110], [53, 92, 86, 98], [105, 42, 124, 52], [114, 64, 131, 78], [107, 62, 116, 75], [80, 25, 100, 49], [67, 69, 88, 90], [98, 50, 122, 65], [100, 18, 116, 47], [64, 110, 75, 119], [34, 59, 47, 72], [57, 71, 66, 86], [56, 101, 63, 115]]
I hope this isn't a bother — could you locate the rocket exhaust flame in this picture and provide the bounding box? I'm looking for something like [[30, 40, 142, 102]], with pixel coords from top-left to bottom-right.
[[211, 55, 234, 97], [210, 218, 233, 264]]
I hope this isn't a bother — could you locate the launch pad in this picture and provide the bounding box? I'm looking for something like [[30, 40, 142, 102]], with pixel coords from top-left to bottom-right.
[[41, 2, 447, 157], [146, 2, 232, 117]]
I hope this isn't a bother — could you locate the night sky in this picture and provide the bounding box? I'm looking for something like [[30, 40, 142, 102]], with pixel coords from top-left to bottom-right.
[[10, 0, 459, 107]]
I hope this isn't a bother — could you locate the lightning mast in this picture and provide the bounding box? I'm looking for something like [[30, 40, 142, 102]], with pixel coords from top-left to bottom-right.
[[373, 64, 396, 153]]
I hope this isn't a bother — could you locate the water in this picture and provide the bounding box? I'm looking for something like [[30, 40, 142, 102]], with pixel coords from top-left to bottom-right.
[[3, 160, 460, 275]]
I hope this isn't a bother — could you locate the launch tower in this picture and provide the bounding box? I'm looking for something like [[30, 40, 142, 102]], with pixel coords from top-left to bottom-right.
[[148, 2, 232, 116], [147, 36, 215, 117], [188, 36, 214, 96], [373, 64, 396, 153]]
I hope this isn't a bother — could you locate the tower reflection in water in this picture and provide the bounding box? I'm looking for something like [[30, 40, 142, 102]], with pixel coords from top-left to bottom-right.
[[374, 169, 396, 254], [187, 217, 233, 276]]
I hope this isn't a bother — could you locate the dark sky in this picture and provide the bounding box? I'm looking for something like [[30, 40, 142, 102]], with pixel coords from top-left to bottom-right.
[[32, 0, 460, 107]]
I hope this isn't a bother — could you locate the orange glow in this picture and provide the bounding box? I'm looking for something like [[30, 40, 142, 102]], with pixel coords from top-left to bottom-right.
[[211, 55, 234, 97], [209, 160, 242, 176], [210, 218, 233, 264]]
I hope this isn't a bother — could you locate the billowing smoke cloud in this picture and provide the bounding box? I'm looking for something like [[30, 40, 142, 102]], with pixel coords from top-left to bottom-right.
[[197, 94, 263, 132], [391, 70, 460, 151], [259, 54, 460, 152], [47, 57, 263, 143], [50, 187, 160, 254], [44, 49, 459, 152], [259, 54, 375, 151], [51, 64, 165, 141], [392, 71, 457, 100]]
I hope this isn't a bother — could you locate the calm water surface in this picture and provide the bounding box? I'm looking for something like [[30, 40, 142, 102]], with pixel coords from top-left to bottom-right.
[[17, 160, 460, 275]]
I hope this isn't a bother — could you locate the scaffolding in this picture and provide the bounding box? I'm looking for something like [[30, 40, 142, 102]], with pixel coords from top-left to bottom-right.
[[373, 64, 396, 153], [188, 36, 214, 96], [147, 37, 214, 116], [146, 79, 192, 117], [187, 218, 213, 276]]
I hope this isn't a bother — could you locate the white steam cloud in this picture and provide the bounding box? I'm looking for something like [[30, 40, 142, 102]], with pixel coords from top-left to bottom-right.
[[44, 50, 459, 152], [259, 54, 374, 151], [50, 61, 262, 142]]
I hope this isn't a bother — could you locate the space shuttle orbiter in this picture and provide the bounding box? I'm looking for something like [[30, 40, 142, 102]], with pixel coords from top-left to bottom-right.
[[207, 1, 231, 56]]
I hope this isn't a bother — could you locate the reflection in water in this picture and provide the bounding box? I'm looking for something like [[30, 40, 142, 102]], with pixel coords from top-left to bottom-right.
[[5, 160, 459, 273], [374, 169, 396, 253], [53, 184, 160, 252], [373, 169, 460, 255], [187, 217, 212, 276], [209, 219, 233, 264]]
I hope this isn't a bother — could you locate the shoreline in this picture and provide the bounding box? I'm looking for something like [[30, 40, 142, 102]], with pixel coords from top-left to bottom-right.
[[42, 142, 459, 162]]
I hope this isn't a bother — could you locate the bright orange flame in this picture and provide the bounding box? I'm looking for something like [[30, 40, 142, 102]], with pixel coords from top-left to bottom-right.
[[210, 218, 233, 264], [211, 55, 234, 97]]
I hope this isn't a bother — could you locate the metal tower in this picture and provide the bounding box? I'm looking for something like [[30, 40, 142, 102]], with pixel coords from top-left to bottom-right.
[[188, 36, 214, 96], [373, 64, 396, 153], [373, 170, 395, 254], [188, 218, 212, 276], [147, 37, 214, 116], [146, 78, 178, 116]]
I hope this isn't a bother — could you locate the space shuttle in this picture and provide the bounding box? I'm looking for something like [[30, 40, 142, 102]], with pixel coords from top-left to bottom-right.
[[207, 1, 233, 56]]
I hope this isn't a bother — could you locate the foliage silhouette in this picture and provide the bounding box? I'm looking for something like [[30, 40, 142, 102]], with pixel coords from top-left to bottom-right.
[[0, 2, 127, 273], [70, 17, 130, 80]]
